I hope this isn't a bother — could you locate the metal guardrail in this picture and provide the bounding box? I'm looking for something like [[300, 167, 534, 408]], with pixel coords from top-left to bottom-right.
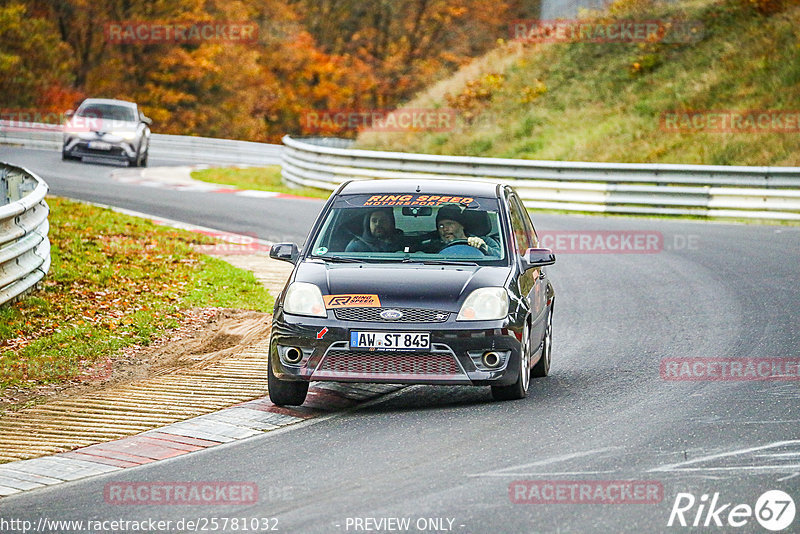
[[0, 162, 50, 305], [0, 121, 282, 166], [281, 136, 800, 220], [3, 122, 798, 220]]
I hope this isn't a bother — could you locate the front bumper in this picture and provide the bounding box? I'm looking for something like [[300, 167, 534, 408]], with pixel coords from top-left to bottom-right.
[[63, 133, 139, 160], [269, 309, 524, 386]]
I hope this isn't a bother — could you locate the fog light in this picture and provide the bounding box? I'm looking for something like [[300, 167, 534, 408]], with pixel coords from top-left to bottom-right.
[[482, 351, 502, 368], [284, 347, 303, 364]]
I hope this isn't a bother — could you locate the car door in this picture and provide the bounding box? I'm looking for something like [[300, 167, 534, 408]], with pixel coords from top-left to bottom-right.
[[508, 192, 547, 342]]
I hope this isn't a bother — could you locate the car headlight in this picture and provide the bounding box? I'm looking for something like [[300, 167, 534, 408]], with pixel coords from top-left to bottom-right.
[[283, 282, 327, 317], [113, 131, 137, 141], [457, 287, 509, 321]]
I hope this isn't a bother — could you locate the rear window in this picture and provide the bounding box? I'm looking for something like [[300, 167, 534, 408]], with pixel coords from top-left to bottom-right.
[[308, 194, 506, 263]]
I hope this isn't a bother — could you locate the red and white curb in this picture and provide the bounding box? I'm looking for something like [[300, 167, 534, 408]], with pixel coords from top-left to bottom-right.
[[0, 383, 403, 497]]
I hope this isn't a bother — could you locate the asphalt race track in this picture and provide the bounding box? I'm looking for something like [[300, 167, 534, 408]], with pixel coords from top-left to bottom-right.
[[1, 145, 799, 533], [0, 147, 317, 245]]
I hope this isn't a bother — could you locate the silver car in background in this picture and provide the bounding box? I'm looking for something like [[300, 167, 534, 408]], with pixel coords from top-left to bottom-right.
[[62, 98, 152, 167]]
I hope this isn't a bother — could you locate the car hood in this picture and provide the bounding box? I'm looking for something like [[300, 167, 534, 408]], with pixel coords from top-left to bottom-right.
[[292, 260, 512, 311]]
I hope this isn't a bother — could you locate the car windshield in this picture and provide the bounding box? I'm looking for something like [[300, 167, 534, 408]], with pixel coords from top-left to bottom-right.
[[76, 103, 136, 122], [309, 194, 506, 264]]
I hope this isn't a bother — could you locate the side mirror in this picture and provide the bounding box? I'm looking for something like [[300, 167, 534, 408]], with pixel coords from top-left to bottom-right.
[[140, 114, 152, 125], [64, 110, 74, 118], [522, 247, 555, 270], [269, 242, 299, 264]]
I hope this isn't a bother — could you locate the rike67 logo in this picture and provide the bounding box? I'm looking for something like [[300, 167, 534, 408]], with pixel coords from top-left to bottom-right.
[[668, 490, 795, 531]]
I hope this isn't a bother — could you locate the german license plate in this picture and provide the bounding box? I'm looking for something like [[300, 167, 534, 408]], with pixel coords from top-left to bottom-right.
[[88, 141, 112, 150], [350, 331, 430, 351]]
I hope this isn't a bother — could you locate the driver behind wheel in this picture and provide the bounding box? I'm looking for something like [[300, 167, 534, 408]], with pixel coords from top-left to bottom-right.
[[424, 204, 500, 255]]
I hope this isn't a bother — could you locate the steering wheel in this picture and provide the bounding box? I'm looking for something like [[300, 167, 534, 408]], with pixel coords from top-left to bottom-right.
[[440, 239, 483, 257], [441, 239, 471, 249]]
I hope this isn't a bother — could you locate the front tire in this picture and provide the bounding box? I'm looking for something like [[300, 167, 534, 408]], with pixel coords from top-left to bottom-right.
[[491, 321, 531, 401], [130, 144, 144, 167], [531, 304, 553, 378], [268, 354, 309, 406]]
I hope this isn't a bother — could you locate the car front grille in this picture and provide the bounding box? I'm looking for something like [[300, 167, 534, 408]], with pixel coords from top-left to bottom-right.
[[316, 351, 461, 377], [75, 143, 126, 157], [334, 307, 449, 323]]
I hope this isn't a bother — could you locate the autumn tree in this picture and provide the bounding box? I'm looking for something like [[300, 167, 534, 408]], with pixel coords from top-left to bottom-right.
[[288, 0, 525, 107], [4, 0, 539, 139], [0, 2, 77, 111]]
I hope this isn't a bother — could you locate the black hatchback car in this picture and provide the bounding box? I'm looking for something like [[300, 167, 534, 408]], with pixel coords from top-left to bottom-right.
[[268, 179, 555, 405]]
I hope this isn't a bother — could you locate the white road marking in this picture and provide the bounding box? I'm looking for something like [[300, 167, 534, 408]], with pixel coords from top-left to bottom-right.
[[650, 440, 800, 473], [235, 190, 281, 198], [468, 447, 621, 478], [469, 470, 617, 477], [658, 465, 800, 472], [753, 452, 800, 458], [723, 420, 800, 424]]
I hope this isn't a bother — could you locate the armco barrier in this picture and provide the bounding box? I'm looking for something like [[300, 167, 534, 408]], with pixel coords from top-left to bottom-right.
[[281, 136, 800, 220], [3, 121, 798, 220], [0, 162, 50, 305], [0, 121, 282, 167]]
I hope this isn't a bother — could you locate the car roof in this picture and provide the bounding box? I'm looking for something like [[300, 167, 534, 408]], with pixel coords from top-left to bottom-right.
[[338, 179, 501, 198], [78, 98, 137, 109]]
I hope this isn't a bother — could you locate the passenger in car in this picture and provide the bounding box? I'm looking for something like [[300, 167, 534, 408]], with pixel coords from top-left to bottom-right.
[[420, 204, 501, 256], [345, 208, 407, 252]]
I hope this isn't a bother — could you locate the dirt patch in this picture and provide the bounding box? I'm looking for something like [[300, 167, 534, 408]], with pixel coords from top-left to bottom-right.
[[0, 308, 272, 415]]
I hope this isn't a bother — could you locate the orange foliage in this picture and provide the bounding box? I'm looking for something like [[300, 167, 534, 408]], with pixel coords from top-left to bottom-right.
[[8, 0, 521, 140], [745, 0, 786, 14]]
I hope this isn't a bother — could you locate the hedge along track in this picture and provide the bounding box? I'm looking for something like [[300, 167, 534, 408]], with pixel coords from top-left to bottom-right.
[[0, 253, 294, 463]]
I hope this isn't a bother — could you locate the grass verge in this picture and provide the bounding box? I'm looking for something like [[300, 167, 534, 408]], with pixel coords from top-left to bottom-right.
[[355, 0, 800, 167], [191, 165, 331, 200], [0, 197, 273, 393]]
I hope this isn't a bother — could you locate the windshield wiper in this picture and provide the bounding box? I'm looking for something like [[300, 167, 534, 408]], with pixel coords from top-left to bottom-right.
[[314, 255, 363, 263], [402, 258, 478, 266]]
